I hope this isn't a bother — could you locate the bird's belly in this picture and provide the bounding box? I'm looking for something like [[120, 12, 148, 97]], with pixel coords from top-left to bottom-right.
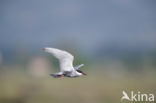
[[63, 71, 79, 78]]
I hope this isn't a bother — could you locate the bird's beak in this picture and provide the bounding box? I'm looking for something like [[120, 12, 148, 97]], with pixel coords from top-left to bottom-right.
[[82, 72, 87, 76]]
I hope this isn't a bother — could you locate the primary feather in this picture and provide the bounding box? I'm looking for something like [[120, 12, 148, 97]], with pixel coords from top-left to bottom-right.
[[74, 64, 84, 70], [43, 47, 74, 72]]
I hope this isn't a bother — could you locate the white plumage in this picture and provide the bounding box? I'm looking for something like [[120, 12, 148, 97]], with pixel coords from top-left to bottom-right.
[[43, 47, 86, 78]]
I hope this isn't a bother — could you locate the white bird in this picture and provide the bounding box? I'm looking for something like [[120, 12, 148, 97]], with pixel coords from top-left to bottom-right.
[[42, 47, 86, 78]]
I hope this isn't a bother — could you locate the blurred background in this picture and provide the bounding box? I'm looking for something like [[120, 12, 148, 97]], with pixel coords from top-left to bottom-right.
[[0, 0, 156, 103]]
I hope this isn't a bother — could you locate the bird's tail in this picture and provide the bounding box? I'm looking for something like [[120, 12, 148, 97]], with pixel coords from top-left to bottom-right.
[[50, 74, 62, 78]]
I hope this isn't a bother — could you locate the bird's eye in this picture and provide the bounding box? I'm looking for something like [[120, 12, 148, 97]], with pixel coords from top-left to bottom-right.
[[76, 70, 82, 73]]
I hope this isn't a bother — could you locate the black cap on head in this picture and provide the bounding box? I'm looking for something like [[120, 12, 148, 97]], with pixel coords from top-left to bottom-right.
[[76, 70, 87, 75]]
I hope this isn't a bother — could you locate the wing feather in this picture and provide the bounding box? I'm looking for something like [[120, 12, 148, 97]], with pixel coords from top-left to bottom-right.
[[43, 47, 74, 72], [74, 64, 84, 70]]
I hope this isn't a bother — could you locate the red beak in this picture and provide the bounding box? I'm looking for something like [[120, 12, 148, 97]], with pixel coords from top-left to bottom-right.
[[82, 72, 87, 75]]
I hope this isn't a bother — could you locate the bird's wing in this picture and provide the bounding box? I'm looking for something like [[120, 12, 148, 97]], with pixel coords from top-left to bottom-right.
[[74, 64, 84, 70], [43, 47, 74, 72]]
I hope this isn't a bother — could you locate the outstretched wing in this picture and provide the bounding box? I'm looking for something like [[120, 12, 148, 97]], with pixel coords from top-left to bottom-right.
[[43, 47, 74, 72], [74, 64, 84, 70]]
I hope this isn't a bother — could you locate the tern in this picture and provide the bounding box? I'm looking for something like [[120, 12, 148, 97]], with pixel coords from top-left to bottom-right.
[[42, 47, 86, 78]]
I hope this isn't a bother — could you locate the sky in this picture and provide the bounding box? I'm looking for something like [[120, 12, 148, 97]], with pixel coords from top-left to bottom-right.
[[0, 0, 156, 54]]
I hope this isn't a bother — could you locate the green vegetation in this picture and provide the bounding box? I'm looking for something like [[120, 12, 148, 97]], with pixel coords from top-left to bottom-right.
[[0, 65, 155, 103]]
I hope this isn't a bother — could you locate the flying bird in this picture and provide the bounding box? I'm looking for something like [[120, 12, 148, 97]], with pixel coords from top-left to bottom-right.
[[42, 47, 86, 78]]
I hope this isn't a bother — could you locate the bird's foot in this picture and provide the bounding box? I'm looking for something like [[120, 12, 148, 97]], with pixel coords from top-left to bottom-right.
[[50, 74, 62, 78]]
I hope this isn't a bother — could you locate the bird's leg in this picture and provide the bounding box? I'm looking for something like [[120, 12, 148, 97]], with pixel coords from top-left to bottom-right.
[[57, 75, 62, 78], [50, 74, 62, 78]]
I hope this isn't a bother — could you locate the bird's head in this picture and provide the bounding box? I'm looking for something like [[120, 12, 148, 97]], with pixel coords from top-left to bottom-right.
[[76, 70, 87, 75]]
